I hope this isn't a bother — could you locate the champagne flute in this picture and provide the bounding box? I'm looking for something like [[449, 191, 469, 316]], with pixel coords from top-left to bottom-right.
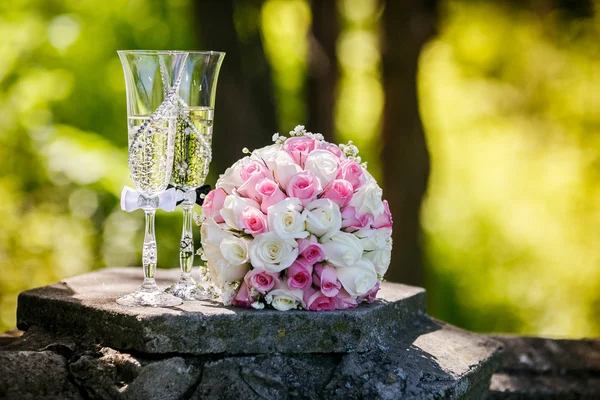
[[116, 50, 187, 307], [165, 51, 225, 300]]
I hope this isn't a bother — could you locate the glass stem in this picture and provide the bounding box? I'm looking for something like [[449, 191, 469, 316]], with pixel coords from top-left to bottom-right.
[[142, 208, 158, 290], [180, 201, 195, 277]]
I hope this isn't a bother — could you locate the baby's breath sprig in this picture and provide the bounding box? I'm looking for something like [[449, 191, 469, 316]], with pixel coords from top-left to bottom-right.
[[339, 140, 361, 161], [193, 212, 205, 226], [272, 132, 286, 144], [242, 147, 250, 154], [251, 300, 265, 310], [264, 294, 273, 305], [221, 281, 241, 306], [272, 125, 326, 143], [289, 125, 307, 136]]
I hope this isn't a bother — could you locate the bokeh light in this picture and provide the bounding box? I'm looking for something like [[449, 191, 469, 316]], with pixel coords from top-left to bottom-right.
[[0, 0, 598, 339], [420, 2, 600, 337]]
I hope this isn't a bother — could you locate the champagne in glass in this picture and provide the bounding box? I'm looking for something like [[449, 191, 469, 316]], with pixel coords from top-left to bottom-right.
[[170, 106, 214, 191], [116, 50, 187, 307], [165, 51, 224, 300]]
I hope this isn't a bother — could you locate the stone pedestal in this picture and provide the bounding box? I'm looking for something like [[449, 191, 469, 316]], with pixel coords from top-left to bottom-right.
[[1, 267, 502, 399]]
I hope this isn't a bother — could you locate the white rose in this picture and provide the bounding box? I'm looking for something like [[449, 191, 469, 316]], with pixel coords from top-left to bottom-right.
[[303, 198, 342, 242], [268, 280, 305, 311], [273, 150, 302, 188], [356, 228, 391, 251], [348, 182, 385, 217], [249, 232, 298, 272], [354, 228, 392, 275], [203, 239, 250, 288], [267, 198, 308, 239], [321, 231, 364, 267], [363, 247, 391, 276], [201, 218, 251, 287], [200, 218, 232, 248], [363, 168, 377, 185], [304, 150, 340, 188], [251, 143, 282, 171], [216, 156, 251, 194], [220, 236, 251, 266], [206, 253, 249, 288], [336, 258, 378, 296], [220, 194, 260, 230]]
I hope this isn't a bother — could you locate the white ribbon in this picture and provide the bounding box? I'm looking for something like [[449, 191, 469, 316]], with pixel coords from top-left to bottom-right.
[[120, 186, 179, 212]]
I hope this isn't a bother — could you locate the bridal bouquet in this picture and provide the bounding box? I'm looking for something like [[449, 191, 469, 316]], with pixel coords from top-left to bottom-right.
[[199, 126, 392, 311]]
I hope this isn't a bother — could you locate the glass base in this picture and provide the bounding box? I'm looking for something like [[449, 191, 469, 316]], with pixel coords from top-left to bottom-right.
[[164, 274, 212, 301], [117, 281, 183, 307]]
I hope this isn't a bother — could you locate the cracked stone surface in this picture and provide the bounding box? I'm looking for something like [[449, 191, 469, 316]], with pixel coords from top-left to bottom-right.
[[1, 321, 501, 399], [2, 268, 505, 399], [0, 349, 83, 400], [489, 336, 600, 399], [17, 267, 427, 355]]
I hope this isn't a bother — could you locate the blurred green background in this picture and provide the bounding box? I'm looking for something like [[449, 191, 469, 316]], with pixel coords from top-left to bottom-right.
[[1, 0, 598, 338]]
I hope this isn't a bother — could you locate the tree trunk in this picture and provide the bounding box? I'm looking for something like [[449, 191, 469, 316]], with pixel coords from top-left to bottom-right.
[[307, 0, 339, 142], [380, 0, 437, 286], [193, 0, 278, 175]]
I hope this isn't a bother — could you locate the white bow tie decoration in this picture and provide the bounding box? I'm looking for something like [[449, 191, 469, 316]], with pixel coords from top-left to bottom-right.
[[120, 186, 180, 212]]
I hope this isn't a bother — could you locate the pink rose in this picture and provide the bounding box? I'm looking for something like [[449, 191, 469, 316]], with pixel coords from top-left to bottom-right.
[[357, 280, 380, 303], [336, 159, 366, 190], [241, 160, 270, 181], [286, 258, 313, 289], [283, 136, 316, 167], [341, 206, 373, 231], [335, 289, 358, 309], [256, 178, 287, 214], [372, 200, 392, 229], [297, 235, 326, 264], [231, 282, 256, 308], [237, 161, 271, 201], [322, 179, 354, 207], [201, 188, 227, 223], [286, 171, 322, 206], [314, 264, 341, 297], [316, 141, 343, 158], [239, 206, 268, 236], [303, 287, 337, 311], [244, 268, 279, 294]]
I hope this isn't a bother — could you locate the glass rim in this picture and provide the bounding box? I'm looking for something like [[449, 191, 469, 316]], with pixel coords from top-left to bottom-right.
[[117, 50, 226, 56]]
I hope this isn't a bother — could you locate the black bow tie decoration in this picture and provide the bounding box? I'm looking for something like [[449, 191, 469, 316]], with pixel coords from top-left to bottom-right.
[[167, 184, 212, 207]]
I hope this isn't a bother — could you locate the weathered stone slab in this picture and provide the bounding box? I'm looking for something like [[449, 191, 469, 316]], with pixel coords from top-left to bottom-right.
[[411, 320, 503, 399], [69, 347, 202, 400], [17, 267, 426, 355], [0, 350, 83, 400], [1, 326, 78, 355], [489, 336, 600, 399], [192, 320, 502, 399]]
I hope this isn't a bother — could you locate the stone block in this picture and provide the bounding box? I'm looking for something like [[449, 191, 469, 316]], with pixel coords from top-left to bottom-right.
[[6, 267, 505, 398], [489, 336, 600, 399], [68, 347, 202, 400], [17, 267, 426, 355], [192, 320, 502, 399], [0, 350, 83, 400]]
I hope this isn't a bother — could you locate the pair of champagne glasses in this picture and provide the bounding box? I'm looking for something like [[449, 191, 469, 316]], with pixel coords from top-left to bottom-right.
[[117, 50, 224, 307]]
